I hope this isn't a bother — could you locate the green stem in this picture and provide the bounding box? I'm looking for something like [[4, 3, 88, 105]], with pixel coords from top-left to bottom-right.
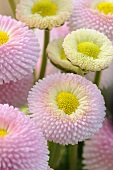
[[39, 29, 50, 79], [33, 69, 37, 85], [93, 71, 102, 88], [8, 0, 16, 18], [69, 144, 78, 170], [49, 142, 63, 169]]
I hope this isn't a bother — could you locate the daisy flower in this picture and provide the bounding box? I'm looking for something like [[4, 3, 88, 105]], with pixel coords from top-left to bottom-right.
[[47, 38, 86, 75], [0, 73, 33, 107], [68, 0, 113, 41], [16, 0, 73, 30], [28, 73, 105, 145], [83, 118, 113, 170], [62, 29, 113, 72], [0, 15, 39, 84], [0, 104, 49, 170]]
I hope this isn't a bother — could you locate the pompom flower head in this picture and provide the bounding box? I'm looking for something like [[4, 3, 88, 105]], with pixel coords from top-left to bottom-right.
[[16, 0, 73, 30], [62, 29, 113, 72], [0, 15, 39, 84], [28, 73, 105, 145], [83, 118, 113, 170], [68, 0, 113, 41], [0, 73, 33, 107], [0, 104, 49, 170], [47, 37, 86, 75]]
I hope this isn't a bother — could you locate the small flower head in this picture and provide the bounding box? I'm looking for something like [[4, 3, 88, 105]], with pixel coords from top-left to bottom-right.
[[0, 104, 49, 170], [83, 118, 113, 170], [16, 0, 73, 30], [0, 73, 33, 107], [68, 0, 113, 41], [0, 15, 39, 84], [28, 73, 105, 145], [47, 38, 86, 75], [62, 29, 113, 72]]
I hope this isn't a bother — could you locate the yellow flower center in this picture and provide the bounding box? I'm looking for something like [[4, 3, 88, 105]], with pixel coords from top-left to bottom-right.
[[0, 129, 7, 137], [56, 92, 79, 115], [77, 42, 100, 58], [32, 0, 58, 17], [0, 31, 9, 46], [60, 49, 67, 60], [96, 2, 113, 15]]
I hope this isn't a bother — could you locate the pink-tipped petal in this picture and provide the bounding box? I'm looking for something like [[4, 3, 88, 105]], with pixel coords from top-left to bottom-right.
[[0, 15, 39, 84], [0, 73, 33, 107], [68, 0, 113, 41], [0, 104, 49, 170], [83, 118, 113, 170], [28, 73, 105, 145]]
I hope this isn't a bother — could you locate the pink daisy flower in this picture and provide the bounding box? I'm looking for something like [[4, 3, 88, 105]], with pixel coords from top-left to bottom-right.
[[0, 73, 33, 107], [28, 73, 105, 145], [0, 15, 39, 84], [68, 0, 113, 41], [0, 104, 49, 170], [83, 118, 113, 170]]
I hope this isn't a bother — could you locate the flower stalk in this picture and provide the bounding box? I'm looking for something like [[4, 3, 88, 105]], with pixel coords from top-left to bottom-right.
[[69, 144, 78, 170], [8, 0, 16, 18], [93, 71, 102, 88], [39, 29, 50, 79]]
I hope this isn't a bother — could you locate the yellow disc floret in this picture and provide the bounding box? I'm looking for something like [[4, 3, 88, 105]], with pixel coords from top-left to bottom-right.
[[60, 49, 67, 60], [0, 31, 9, 46], [78, 42, 100, 58], [96, 2, 113, 15], [0, 129, 7, 137], [56, 92, 79, 115], [32, 0, 58, 17]]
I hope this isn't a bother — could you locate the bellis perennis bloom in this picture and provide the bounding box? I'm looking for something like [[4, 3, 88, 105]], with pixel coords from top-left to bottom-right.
[[62, 29, 113, 72], [16, 0, 73, 30], [28, 73, 105, 145], [0, 15, 39, 84], [83, 118, 113, 170], [47, 38, 86, 75], [68, 0, 113, 41], [0, 73, 33, 107], [0, 104, 49, 170]]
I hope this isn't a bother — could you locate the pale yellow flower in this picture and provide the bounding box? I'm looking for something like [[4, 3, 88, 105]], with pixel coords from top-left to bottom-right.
[[16, 0, 73, 30], [62, 29, 113, 72]]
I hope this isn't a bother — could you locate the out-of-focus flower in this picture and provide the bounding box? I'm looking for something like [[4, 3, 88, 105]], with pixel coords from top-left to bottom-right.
[[0, 15, 39, 84], [47, 37, 86, 75], [28, 73, 105, 145], [83, 118, 113, 170], [16, 0, 73, 30], [68, 0, 113, 41], [0, 104, 49, 170], [85, 60, 113, 89], [0, 73, 33, 108], [62, 29, 113, 72]]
